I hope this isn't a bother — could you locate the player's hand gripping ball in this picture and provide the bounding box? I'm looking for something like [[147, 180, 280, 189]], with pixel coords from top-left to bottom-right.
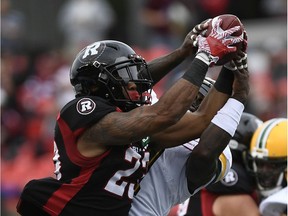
[[203, 14, 245, 65]]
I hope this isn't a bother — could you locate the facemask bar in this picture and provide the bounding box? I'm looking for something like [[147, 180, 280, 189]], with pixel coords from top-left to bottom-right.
[[245, 155, 286, 197], [94, 54, 153, 108]]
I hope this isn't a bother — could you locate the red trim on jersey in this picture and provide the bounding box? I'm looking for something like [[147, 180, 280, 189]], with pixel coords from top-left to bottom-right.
[[43, 116, 111, 215], [201, 188, 218, 216], [43, 168, 99, 215], [57, 116, 110, 167]]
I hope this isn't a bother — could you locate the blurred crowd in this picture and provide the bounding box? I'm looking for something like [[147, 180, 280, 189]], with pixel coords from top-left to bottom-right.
[[1, 0, 287, 215]]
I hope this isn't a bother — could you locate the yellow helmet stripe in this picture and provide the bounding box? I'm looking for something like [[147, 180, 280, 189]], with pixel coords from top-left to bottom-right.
[[216, 153, 228, 182]]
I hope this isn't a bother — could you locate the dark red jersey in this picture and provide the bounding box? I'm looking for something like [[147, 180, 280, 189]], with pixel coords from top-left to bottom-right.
[[17, 96, 151, 216]]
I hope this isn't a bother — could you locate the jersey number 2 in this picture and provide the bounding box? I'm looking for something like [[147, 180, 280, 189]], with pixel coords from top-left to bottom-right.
[[104, 147, 149, 199]]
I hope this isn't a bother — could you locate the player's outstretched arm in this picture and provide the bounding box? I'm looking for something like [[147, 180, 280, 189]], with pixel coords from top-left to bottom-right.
[[77, 24, 244, 157], [148, 51, 247, 149], [185, 53, 250, 193], [148, 51, 246, 150]]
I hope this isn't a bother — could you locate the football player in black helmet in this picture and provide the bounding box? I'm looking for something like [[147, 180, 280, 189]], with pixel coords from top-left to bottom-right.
[[17, 18, 248, 216], [69, 40, 153, 111]]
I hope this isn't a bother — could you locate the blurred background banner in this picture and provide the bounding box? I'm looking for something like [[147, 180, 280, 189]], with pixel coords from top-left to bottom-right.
[[1, 0, 287, 215]]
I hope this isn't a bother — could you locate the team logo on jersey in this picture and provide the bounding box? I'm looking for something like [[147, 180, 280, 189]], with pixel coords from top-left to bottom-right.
[[220, 168, 238, 186], [76, 98, 96, 115], [141, 136, 150, 149]]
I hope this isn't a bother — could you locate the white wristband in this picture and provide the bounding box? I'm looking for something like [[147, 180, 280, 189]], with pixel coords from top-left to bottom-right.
[[211, 98, 244, 136], [195, 52, 210, 66]]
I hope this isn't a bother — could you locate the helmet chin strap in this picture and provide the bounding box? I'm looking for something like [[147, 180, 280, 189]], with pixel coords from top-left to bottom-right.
[[118, 102, 139, 112]]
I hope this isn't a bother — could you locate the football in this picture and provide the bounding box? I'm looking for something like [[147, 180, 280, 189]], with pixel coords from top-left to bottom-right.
[[203, 14, 245, 65]]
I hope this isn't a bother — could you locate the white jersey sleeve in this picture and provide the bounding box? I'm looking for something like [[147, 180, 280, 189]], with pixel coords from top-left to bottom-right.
[[129, 140, 198, 216], [129, 141, 232, 216], [130, 90, 233, 216], [259, 186, 287, 216]]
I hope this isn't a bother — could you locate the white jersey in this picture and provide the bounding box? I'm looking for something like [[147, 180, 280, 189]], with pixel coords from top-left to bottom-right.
[[259, 186, 287, 216], [129, 139, 232, 216]]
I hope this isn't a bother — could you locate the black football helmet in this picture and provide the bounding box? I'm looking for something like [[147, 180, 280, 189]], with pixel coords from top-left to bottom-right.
[[229, 112, 263, 151], [228, 113, 263, 164], [70, 40, 153, 111]]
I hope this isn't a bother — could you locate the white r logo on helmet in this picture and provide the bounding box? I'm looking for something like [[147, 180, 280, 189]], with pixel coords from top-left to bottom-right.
[[76, 98, 96, 115], [82, 42, 101, 59]]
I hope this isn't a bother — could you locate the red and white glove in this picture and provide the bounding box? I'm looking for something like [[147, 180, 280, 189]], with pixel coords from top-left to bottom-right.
[[224, 29, 248, 71], [196, 17, 244, 66]]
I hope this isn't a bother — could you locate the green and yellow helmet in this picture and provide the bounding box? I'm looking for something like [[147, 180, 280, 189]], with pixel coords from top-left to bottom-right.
[[246, 118, 287, 197], [250, 118, 287, 159]]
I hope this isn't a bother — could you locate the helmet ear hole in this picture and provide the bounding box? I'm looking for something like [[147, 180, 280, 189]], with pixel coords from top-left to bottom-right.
[[98, 73, 109, 83]]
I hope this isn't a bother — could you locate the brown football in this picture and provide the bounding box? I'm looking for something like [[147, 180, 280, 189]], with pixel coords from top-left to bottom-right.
[[203, 14, 244, 65]]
